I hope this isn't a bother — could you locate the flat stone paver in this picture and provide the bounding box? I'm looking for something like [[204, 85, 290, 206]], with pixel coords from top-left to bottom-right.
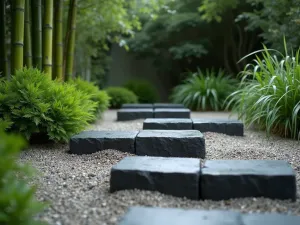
[[153, 103, 185, 108], [192, 118, 244, 136], [201, 160, 296, 201], [143, 118, 193, 130], [110, 156, 201, 199], [154, 108, 191, 118], [121, 103, 153, 108], [69, 131, 138, 155], [135, 130, 205, 158], [242, 213, 300, 225], [117, 108, 153, 121]]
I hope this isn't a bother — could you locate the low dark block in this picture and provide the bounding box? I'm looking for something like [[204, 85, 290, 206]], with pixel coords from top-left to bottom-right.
[[242, 213, 300, 225], [192, 118, 244, 136], [110, 156, 201, 199], [154, 108, 191, 118], [118, 207, 243, 225], [121, 103, 153, 109], [117, 109, 153, 121], [69, 131, 138, 155], [143, 118, 193, 130], [201, 160, 296, 201], [153, 103, 185, 108], [136, 130, 205, 158]]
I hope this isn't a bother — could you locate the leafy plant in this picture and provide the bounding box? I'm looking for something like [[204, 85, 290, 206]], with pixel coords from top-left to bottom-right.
[[0, 123, 47, 225], [170, 69, 238, 111], [105, 87, 138, 109], [226, 42, 300, 139], [124, 79, 159, 103], [0, 67, 96, 142]]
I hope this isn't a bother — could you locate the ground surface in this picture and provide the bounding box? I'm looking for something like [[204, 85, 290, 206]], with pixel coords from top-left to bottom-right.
[[20, 110, 300, 225]]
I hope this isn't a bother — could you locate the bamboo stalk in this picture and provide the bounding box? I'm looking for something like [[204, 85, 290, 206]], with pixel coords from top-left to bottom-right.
[[0, 0, 9, 77], [31, 0, 42, 69], [53, 0, 63, 80], [24, 0, 32, 67]]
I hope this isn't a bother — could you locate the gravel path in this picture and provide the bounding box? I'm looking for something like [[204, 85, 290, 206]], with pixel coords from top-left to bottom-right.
[[20, 110, 300, 225]]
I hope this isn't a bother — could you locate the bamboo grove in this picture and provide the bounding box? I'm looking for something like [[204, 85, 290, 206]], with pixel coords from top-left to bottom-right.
[[0, 0, 77, 81]]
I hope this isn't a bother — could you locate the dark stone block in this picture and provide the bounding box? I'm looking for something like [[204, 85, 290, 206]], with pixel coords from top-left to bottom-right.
[[136, 130, 205, 158], [242, 213, 300, 225], [110, 156, 201, 199], [69, 131, 138, 155], [154, 108, 191, 118], [118, 207, 243, 225], [153, 103, 185, 108], [143, 118, 193, 130], [201, 160, 296, 201], [117, 109, 153, 121], [121, 103, 153, 109], [192, 118, 244, 136]]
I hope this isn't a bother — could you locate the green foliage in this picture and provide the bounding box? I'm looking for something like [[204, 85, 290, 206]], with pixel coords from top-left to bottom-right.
[[227, 43, 300, 139], [105, 86, 138, 109], [124, 79, 159, 103], [171, 69, 238, 111], [0, 67, 96, 142], [0, 125, 46, 225]]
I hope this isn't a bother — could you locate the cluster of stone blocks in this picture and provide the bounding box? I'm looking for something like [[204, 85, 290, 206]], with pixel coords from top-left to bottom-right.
[[143, 118, 244, 136], [117, 207, 300, 225], [117, 103, 191, 121], [110, 156, 297, 201]]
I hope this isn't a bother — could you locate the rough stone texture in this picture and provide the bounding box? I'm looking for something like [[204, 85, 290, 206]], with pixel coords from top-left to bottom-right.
[[117, 109, 153, 121], [69, 131, 139, 155], [143, 118, 193, 130], [154, 108, 191, 118], [153, 103, 185, 108], [118, 207, 243, 225], [192, 118, 244, 136], [121, 104, 153, 109], [242, 213, 300, 225], [110, 156, 201, 199], [201, 160, 297, 201], [136, 130, 205, 158]]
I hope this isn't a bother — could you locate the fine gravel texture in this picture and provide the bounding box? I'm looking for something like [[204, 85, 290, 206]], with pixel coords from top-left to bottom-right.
[[19, 110, 300, 225]]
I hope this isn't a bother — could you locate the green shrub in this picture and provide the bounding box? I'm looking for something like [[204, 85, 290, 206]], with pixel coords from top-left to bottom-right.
[[105, 87, 138, 109], [124, 79, 159, 103], [0, 123, 46, 225], [68, 78, 110, 118], [170, 69, 238, 111], [226, 44, 300, 139], [0, 67, 96, 142]]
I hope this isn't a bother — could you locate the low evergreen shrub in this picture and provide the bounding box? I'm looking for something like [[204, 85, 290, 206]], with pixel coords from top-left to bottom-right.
[[105, 87, 138, 109]]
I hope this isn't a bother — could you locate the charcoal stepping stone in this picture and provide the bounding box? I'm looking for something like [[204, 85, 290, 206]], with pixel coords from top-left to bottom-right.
[[117, 108, 153, 121], [118, 207, 243, 225], [192, 118, 244, 136], [69, 130, 139, 155], [242, 212, 300, 225], [135, 130, 205, 158], [110, 156, 201, 199], [153, 103, 185, 108], [121, 103, 153, 108], [201, 160, 296, 201], [154, 108, 191, 118], [143, 118, 193, 130]]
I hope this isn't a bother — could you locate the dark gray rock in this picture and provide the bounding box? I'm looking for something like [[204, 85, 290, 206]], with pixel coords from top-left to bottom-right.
[[136, 130, 205, 158], [110, 156, 201, 199], [117, 108, 154, 121], [69, 131, 139, 155], [143, 118, 193, 130], [121, 103, 153, 108], [201, 160, 296, 201], [242, 213, 300, 225], [192, 118, 244, 136], [153, 103, 185, 108], [154, 108, 191, 118], [118, 207, 243, 225]]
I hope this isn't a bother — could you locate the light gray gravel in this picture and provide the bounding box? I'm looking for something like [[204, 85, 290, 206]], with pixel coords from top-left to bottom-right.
[[19, 110, 300, 225]]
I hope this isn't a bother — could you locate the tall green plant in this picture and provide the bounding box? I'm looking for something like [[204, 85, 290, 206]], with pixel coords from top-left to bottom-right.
[[53, 0, 63, 81], [0, 0, 8, 77], [24, 0, 32, 67], [31, 0, 42, 70]]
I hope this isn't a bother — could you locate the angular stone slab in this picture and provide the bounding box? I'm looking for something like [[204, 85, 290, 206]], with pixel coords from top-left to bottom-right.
[[153, 103, 185, 108], [118, 207, 243, 225], [143, 118, 193, 130], [192, 118, 244, 136], [121, 103, 153, 109], [117, 108, 153, 121], [110, 156, 201, 199], [69, 131, 138, 155], [136, 130, 205, 158], [242, 213, 300, 225], [201, 160, 296, 201], [154, 108, 191, 118]]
